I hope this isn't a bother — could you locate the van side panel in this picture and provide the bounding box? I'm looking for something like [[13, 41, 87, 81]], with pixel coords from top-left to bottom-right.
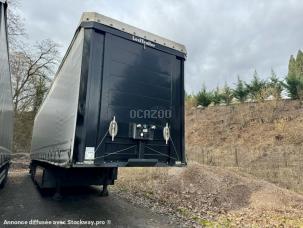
[[0, 1, 13, 174]]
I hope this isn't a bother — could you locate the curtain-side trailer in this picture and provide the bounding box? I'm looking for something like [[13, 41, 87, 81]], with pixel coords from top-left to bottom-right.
[[30, 12, 186, 196], [0, 0, 13, 189]]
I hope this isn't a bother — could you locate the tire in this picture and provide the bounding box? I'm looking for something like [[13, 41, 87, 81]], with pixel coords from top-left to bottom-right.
[[0, 168, 8, 189], [29, 163, 37, 183]]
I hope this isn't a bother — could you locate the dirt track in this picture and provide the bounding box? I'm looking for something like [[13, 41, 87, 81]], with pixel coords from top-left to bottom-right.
[[0, 171, 181, 228]]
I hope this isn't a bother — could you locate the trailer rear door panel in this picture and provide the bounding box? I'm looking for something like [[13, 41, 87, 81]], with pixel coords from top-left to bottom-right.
[[90, 32, 183, 165]]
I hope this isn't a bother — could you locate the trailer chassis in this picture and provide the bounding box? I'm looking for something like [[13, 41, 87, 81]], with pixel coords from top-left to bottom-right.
[[29, 160, 117, 197]]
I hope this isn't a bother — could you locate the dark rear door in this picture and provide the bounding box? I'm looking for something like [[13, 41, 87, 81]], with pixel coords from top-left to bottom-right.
[[94, 32, 184, 166]]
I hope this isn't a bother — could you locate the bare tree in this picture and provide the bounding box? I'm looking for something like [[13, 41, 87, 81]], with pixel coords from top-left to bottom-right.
[[6, 0, 26, 48], [7, 0, 60, 113], [6, 0, 60, 153], [10, 39, 60, 113]]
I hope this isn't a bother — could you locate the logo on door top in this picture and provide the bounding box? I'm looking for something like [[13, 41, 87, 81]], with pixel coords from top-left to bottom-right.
[[132, 36, 156, 48]]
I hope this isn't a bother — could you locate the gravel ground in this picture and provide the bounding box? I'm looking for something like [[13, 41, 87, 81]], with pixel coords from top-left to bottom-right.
[[0, 170, 186, 228]]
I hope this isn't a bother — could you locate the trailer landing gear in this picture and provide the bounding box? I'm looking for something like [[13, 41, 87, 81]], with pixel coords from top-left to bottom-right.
[[53, 182, 63, 201], [99, 184, 109, 197]]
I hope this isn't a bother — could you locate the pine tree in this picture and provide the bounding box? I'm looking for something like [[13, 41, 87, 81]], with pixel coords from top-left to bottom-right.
[[288, 55, 296, 77], [233, 76, 248, 103], [246, 70, 267, 101], [285, 50, 303, 99], [212, 86, 222, 105], [196, 84, 212, 107], [295, 50, 303, 77], [283, 75, 303, 100], [221, 82, 233, 105], [269, 69, 283, 99]]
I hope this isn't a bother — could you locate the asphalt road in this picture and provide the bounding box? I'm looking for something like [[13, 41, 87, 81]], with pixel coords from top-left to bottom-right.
[[0, 171, 179, 228]]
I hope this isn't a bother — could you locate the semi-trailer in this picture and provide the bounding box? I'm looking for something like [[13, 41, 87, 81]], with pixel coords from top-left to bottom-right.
[[0, 0, 14, 189], [30, 12, 186, 197]]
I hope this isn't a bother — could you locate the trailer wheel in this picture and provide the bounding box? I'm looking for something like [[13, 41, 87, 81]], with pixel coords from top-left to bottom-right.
[[52, 178, 63, 201], [99, 184, 109, 197], [29, 163, 37, 183], [0, 167, 8, 189]]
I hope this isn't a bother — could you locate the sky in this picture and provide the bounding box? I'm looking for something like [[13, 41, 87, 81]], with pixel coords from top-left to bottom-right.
[[16, 0, 303, 93]]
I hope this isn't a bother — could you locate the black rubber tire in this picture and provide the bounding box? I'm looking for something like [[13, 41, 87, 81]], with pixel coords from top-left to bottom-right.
[[0, 168, 8, 189]]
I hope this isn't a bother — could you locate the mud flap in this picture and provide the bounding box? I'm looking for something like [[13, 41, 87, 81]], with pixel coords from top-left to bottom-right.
[[126, 159, 158, 167]]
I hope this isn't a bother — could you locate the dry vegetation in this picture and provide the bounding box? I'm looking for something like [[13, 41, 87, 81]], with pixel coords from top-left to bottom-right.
[[187, 100, 303, 193], [113, 163, 303, 227]]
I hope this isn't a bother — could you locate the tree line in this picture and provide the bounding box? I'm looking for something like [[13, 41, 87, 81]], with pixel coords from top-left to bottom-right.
[[187, 50, 303, 107]]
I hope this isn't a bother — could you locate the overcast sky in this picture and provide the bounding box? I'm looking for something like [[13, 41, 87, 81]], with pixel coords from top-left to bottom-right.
[[17, 0, 303, 93]]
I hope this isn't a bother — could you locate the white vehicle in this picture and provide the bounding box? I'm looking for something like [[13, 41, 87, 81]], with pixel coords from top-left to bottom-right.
[[0, 0, 14, 189]]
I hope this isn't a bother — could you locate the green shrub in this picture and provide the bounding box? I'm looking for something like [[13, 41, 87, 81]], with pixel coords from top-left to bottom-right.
[[269, 70, 283, 99], [185, 92, 197, 108], [212, 87, 222, 105], [196, 85, 213, 107], [233, 77, 249, 103], [283, 75, 303, 100], [246, 71, 268, 101]]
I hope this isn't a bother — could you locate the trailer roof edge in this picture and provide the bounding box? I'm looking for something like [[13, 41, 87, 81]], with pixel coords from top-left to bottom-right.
[[80, 12, 187, 55]]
